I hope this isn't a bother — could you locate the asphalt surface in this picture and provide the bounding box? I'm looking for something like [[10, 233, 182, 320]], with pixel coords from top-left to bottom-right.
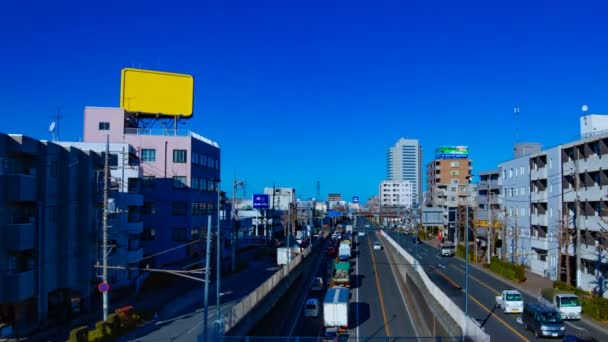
[[385, 230, 608, 342], [289, 218, 417, 340]]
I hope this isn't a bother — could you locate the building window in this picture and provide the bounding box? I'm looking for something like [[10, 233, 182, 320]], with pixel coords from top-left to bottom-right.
[[173, 176, 187, 189], [142, 202, 156, 215], [192, 153, 199, 165], [502, 169, 507, 179], [509, 168, 513, 178], [142, 176, 155, 188], [450, 162, 460, 167], [141, 149, 156, 162], [99, 122, 110, 130], [172, 201, 187, 216], [451, 170, 459, 176], [172, 228, 187, 242], [191, 177, 199, 190], [191, 228, 201, 240], [192, 202, 205, 216], [141, 227, 156, 240], [173, 149, 187, 163]]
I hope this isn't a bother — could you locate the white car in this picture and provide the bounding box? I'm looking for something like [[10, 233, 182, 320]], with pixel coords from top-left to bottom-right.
[[373, 241, 382, 250], [358, 231, 365, 236], [365, 224, 370, 228], [495, 290, 524, 314], [304, 298, 319, 317]]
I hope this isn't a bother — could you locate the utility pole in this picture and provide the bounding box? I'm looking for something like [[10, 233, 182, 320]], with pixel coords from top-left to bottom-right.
[[216, 183, 222, 337], [487, 186, 493, 264], [574, 145, 582, 288], [464, 179, 470, 341], [231, 178, 245, 272], [502, 207, 508, 260], [203, 216, 212, 341], [102, 135, 109, 321]]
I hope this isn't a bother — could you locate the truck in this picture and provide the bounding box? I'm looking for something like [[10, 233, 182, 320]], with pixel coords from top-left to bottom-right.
[[331, 261, 351, 287], [540, 292, 582, 320], [338, 242, 351, 261], [276, 246, 300, 265], [495, 289, 524, 313], [323, 286, 349, 338]]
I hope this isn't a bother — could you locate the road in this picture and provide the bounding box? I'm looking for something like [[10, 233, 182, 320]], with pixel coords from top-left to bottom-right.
[[290, 218, 417, 340], [385, 230, 608, 342]]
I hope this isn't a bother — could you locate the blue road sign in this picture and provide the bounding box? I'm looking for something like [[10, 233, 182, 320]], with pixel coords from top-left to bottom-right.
[[253, 194, 269, 209], [353, 196, 359, 203]]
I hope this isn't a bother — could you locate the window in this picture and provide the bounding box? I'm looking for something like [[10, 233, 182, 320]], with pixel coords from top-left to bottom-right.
[[172, 201, 187, 216], [141, 149, 156, 162], [172, 228, 187, 242], [191, 228, 201, 240], [173, 149, 187, 163], [192, 202, 206, 216], [142, 176, 155, 188], [520, 166, 525, 175], [549, 158, 553, 168], [509, 168, 513, 178], [192, 153, 199, 165], [191, 177, 199, 190], [142, 202, 156, 215], [173, 176, 187, 189], [502, 169, 507, 179], [515, 168, 518, 176], [98, 122, 110, 130], [549, 183, 553, 193], [450, 170, 459, 176], [450, 162, 460, 167]]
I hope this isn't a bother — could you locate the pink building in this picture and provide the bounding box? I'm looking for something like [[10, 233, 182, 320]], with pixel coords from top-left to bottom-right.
[[83, 107, 221, 266]]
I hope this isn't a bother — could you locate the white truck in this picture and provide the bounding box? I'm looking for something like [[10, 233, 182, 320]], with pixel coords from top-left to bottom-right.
[[323, 286, 349, 337], [276, 247, 300, 265], [345, 224, 353, 235], [495, 289, 524, 313], [540, 293, 582, 320], [338, 242, 351, 261]]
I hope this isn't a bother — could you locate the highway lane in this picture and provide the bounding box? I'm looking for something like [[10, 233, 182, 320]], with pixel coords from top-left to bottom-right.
[[386, 230, 608, 341]]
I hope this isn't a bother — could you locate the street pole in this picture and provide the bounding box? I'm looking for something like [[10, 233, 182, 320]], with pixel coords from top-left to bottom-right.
[[216, 183, 222, 337], [575, 145, 582, 288], [464, 177, 471, 341], [102, 135, 109, 321], [203, 216, 212, 341], [487, 188, 493, 264]]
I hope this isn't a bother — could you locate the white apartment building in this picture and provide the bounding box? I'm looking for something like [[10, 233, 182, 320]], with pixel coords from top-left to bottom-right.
[[379, 180, 414, 208], [387, 138, 422, 206]]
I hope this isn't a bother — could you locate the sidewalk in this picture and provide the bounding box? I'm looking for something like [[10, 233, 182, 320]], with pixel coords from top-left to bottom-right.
[[423, 237, 608, 334]]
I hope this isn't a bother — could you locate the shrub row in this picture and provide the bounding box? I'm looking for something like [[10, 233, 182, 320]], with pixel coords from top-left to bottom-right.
[[66, 306, 143, 342], [484, 257, 526, 283]]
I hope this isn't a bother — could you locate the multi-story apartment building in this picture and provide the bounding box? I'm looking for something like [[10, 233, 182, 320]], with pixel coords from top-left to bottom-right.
[[59, 142, 144, 290], [0, 134, 102, 335], [83, 107, 221, 267], [426, 157, 473, 190], [476, 170, 502, 256], [387, 138, 422, 206], [327, 193, 341, 203], [379, 180, 413, 207]]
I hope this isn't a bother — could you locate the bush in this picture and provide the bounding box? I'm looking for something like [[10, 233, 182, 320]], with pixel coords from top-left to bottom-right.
[[88, 321, 113, 342], [67, 326, 88, 342], [456, 245, 476, 262], [487, 258, 526, 282]]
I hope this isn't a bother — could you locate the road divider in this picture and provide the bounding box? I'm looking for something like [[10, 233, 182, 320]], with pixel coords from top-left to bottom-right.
[[381, 231, 490, 342]]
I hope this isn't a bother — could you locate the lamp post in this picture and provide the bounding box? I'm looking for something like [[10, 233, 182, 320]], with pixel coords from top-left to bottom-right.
[[464, 175, 473, 341]]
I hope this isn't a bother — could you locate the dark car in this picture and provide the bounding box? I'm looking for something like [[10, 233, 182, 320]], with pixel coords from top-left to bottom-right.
[[411, 236, 422, 244], [325, 246, 336, 257], [522, 303, 566, 338]]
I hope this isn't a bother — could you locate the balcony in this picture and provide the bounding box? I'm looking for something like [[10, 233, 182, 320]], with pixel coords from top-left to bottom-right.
[[4, 223, 36, 251], [530, 168, 547, 180], [530, 237, 548, 250], [531, 214, 547, 226], [582, 216, 605, 231], [0, 270, 36, 302], [530, 190, 547, 202], [124, 221, 143, 235], [0, 174, 37, 202], [127, 248, 144, 263]]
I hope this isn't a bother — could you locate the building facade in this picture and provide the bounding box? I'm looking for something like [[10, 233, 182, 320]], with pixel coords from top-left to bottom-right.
[[379, 180, 413, 207], [0, 134, 102, 335], [83, 107, 221, 267], [387, 138, 422, 206], [426, 158, 473, 190], [476, 170, 502, 254]]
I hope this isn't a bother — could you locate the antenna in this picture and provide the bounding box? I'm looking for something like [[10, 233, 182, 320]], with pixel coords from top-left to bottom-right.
[[49, 121, 56, 141], [514, 106, 520, 143]]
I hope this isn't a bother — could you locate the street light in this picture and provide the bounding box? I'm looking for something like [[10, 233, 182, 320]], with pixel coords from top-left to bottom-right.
[[464, 174, 474, 341]]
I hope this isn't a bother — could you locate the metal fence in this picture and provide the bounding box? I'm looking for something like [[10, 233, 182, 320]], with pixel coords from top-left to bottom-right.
[[218, 337, 464, 341]]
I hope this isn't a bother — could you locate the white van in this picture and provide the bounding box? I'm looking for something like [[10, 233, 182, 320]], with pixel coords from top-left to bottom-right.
[[304, 298, 320, 317], [440, 244, 455, 257]]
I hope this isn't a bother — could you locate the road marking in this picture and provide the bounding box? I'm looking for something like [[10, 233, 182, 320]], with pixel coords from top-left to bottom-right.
[[368, 237, 391, 337], [467, 294, 530, 342], [449, 265, 500, 296], [438, 264, 446, 269], [428, 265, 462, 289]]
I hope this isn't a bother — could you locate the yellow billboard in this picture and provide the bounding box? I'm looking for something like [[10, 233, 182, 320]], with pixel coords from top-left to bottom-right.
[[120, 68, 194, 117]]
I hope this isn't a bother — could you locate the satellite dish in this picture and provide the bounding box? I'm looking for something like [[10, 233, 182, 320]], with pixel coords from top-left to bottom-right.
[[49, 121, 56, 132], [582, 104, 589, 112]]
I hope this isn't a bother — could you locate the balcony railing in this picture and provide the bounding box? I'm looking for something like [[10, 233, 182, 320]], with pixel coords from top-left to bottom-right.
[[0, 270, 36, 302], [124, 128, 219, 147], [4, 223, 35, 251]]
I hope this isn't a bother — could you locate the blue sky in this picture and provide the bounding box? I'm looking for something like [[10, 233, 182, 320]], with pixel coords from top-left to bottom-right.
[[2, 0, 608, 203]]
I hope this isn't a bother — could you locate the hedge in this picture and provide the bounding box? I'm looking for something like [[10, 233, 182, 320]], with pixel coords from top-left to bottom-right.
[[485, 257, 526, 283], [67, 306, 143, 342]]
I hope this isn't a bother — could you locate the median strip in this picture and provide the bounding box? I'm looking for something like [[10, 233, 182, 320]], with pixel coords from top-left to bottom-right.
[[368, 237, 391, 337]]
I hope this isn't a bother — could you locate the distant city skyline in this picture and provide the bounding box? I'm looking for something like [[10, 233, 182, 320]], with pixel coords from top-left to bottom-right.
[[3, 0, 608, 203]]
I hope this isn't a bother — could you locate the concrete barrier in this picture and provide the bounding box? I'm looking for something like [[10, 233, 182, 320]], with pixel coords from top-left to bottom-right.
[[224, 233, 328, 335], [381, 231, 491, 342]]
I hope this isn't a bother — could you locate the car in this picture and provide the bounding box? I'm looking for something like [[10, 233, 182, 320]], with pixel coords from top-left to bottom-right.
[[522, 303, 565, 338], [311, 277, 323, 291], [358, 231, 365, 236], [373, 241, 382, 250], [326, 246, 336, 256], [365, 224, 370, 228], [304, 298, 319, 317], [440, 244, 455, 257]]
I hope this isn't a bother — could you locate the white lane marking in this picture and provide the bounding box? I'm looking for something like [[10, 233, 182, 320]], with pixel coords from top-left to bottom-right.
[[565, 322, 585, 330], [438, 264, 446, 269]]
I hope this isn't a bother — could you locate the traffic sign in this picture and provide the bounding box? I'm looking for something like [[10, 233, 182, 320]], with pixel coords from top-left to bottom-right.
[[98, 282, 110, 293], [352, 196, 359, 203], [253, 194, 269, 209]]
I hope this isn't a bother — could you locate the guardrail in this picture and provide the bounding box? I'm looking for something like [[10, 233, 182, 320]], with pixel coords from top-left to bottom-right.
[[381, 231, 490, 342], [224, 234, 324, 333]]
